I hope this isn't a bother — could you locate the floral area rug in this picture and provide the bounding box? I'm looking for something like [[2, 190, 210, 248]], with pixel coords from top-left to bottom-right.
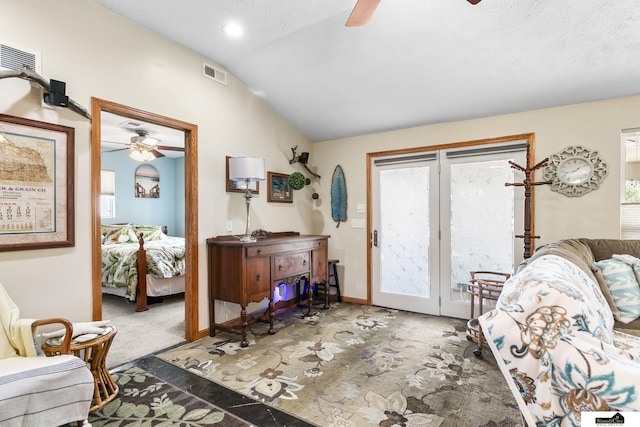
[[87, 364, 251, 427], [158, 303, 523, 427]]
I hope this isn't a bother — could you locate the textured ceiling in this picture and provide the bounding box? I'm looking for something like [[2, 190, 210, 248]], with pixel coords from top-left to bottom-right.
[[96, 0, 640, 142]]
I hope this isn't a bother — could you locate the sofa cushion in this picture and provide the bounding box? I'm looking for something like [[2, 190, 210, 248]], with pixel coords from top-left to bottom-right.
[[614, 317, 640, 336], [524, 239, 596, 281], [582, 239, 640, 262], [593, 258, 640, 323]]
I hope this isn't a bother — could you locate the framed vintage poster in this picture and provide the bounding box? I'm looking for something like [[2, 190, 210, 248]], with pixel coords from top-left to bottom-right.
[[226, 156, 259, 194], [0, 114, 74, 251], [267, 172, 293, 203]]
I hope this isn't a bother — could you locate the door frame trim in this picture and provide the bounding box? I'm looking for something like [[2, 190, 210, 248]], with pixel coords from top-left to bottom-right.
[[90, 97, 199, 341], [366, 133, 535, 305]]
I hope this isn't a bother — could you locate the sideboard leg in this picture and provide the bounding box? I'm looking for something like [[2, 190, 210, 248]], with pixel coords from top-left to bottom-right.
[[303, 277, 318, 317], [209, 300, 216, 337], [268, 297, 275, 335], [240, 306, 249, 347]]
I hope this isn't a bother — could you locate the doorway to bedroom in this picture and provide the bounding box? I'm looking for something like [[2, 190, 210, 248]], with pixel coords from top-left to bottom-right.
[[91, 98, 199, 367]]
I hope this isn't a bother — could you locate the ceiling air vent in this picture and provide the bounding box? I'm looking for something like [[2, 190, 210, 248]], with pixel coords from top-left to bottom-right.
[[202, 62, 227, 86], [0, 41, 41, 74]]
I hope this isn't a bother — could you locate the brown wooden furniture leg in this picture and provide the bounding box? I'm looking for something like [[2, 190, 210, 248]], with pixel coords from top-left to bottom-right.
[[240, 306, 249, 347], [304, 277, 318, 317], [323, 280, 329, 309], [210, 298, 216, 336], [268, 297, 275, 335], [135, 233, 148, 312]]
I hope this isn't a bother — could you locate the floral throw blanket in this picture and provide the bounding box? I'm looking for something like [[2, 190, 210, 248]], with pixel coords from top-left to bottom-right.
[[101, 236, 186, 299], [479, 254, 640, 426]]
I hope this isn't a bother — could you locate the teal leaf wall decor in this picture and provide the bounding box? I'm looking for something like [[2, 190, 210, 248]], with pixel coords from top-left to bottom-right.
[[331, 165, 347, 227]]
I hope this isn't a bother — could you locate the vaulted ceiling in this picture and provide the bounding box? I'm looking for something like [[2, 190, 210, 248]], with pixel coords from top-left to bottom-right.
[[96, 0, 640, 142]]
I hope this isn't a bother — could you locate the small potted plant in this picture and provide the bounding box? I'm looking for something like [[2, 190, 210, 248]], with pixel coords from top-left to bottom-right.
[[288, 172, 310, 190]]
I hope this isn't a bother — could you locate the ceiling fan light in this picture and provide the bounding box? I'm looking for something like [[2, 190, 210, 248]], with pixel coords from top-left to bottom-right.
[[129, 149, 146, 162], [128, 147, 157, 162], [141, 150, 156, 161]]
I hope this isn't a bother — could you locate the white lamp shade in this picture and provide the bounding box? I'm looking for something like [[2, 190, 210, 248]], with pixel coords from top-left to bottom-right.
[[229, 157, 266, 181]]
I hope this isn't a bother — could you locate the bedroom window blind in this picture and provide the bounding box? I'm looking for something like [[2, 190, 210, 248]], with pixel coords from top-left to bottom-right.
[[100, 170, 116, 218], [621, 129, 640, 239]]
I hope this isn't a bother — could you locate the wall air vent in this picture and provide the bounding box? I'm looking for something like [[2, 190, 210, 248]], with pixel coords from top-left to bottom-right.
[[202, 62, 227, 86], [0, 41, 41, 74], [119, 119, 145, 129]]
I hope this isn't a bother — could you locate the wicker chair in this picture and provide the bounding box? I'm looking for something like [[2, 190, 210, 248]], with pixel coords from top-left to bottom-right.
[[0, 282, 94, 427]]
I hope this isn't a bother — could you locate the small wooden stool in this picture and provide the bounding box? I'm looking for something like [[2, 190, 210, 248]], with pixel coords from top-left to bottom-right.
[[42, 325, 119, 412], [317, 259, 342, 308], [328, 259, 342, 302]]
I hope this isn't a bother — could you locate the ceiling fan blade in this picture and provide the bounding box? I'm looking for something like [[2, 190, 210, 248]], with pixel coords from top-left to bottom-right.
[[150, 149, 165, 159], [155, 145, 184, 152], [346, 0, 381, 27], [467, 0, 482, 4], [102, 147, 130, 153], [101, 140, 129, 146]]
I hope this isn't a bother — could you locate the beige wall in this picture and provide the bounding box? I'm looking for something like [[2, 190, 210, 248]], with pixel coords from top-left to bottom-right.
[[1, 0, 637, 325], [312, 96, 639, 300], [0, 0, 313, 326]]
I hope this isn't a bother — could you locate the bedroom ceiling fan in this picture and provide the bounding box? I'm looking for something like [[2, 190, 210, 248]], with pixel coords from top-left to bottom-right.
[[102, 130, 184, 162], [345, 0, 482, 27]]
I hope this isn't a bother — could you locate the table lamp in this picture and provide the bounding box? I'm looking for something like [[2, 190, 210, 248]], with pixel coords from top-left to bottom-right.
[[228, 157, 266, 243]]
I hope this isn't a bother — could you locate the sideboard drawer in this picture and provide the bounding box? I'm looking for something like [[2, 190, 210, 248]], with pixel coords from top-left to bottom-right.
[[246, 239, 326, 258], [312, 247, 328, 282], [272, 252, 310, 280], [246, 257, 271, 302]]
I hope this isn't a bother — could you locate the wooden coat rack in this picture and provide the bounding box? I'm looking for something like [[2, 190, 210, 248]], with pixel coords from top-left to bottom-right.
[[505, 146, 550, 259]]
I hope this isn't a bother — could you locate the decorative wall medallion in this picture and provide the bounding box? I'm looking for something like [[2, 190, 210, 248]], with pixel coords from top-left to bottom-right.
[[542, 145, 608, 197]]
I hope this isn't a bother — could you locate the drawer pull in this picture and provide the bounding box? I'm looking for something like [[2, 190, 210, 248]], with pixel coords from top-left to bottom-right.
[[303, 260, 307, 265], [278, 265, 283, 271], [257, 249, 262, 254], [256, 274, 262, 281]]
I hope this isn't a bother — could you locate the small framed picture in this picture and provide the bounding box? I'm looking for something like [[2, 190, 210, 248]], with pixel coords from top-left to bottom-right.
[[226, 156, 259, 194], [267, 172, 292, 203]]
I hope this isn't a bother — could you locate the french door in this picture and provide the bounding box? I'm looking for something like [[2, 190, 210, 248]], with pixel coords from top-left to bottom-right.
[[370, 142, 526, 318]]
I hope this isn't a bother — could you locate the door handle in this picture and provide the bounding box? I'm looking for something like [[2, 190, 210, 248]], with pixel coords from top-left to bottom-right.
[[373, 230, 378, 247]]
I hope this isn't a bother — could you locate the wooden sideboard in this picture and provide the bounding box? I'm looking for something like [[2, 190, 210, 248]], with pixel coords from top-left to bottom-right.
[[206, 233, 329, 347]]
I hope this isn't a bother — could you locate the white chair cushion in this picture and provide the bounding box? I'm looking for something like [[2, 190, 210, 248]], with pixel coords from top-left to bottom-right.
[[0, 354, 94, 427]]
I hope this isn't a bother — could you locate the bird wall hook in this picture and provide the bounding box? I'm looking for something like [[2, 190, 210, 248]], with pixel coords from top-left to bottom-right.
[[0, 66, 91, 120], [289, 145, 321, 179]]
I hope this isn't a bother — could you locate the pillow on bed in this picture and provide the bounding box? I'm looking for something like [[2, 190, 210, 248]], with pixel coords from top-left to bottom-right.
[[593, 257, 640, 323], [132, 224, 165, 241], [101, 224, 138, 245]]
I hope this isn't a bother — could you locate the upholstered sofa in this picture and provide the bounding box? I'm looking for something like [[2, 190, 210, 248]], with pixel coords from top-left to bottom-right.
[[480, 239, 640, 427]]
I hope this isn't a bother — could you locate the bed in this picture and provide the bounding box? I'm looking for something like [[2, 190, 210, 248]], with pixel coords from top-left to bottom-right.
[[101, 223, 186, 311]]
